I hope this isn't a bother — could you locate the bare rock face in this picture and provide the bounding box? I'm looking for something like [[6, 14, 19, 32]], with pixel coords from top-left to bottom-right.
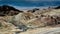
[[40, 15, 56, 26], [0, 19, 20, 34], [14, 12, 45, 28], [27, 8, 39, 13], [0, 5, 23, 16], [13, 9, 60, 29], [54, 6, 60, 9], [15, 12, 35, 24], [6, 8, 60, 30], [26, 18, 45, 28], [14, 12, 36, 29], [0, 5, 60, 34]]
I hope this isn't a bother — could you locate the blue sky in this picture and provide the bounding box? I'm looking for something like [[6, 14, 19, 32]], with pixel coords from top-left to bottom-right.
[[0, 0, 60, 9], [0, 0, 60, 6], [1, 0, 60, 1]]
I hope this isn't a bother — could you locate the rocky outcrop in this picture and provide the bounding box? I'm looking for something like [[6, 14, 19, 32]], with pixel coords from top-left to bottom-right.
[[27, 8, 39, 13], [54, 6, 60, 9], [13, 9, 60, 29], [0, 18, 21, 34], [0, 5, 23, 16], [0, 6, 60, 34]]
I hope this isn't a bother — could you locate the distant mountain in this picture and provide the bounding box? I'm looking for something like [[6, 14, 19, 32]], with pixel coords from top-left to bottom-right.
[[0, 5, 23, 16], [54, 6, 60, 9]]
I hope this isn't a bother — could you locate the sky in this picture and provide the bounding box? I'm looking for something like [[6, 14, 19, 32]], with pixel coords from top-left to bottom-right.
[[0, 0, 60, 6], [0, 0, 60, 9]]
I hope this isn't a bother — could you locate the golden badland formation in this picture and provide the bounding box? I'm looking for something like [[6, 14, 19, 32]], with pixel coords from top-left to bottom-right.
[[0, 5, 60, 34]]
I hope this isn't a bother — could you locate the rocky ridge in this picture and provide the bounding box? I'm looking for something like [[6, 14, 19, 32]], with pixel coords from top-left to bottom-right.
[[0, 5, 60, 34]]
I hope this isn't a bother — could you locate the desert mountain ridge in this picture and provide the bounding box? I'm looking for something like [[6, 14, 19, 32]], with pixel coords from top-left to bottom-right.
[[0, 5, 60, 34], [0, 5, 23, 16]]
